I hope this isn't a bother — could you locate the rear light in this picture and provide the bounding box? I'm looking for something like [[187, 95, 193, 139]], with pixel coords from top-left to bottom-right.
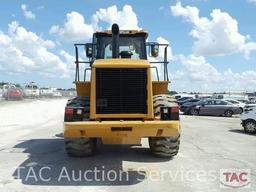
[[170, 107, 179, 113], [160, 107, 179, 120], [64, 107, 84, 122], [64, 107, 73, 122], [65, 107, 73, 115]]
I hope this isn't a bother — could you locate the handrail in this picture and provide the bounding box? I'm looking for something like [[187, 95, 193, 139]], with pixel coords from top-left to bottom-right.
[[74, 43, 170, 82], [151, 66, 160, 81], [84, 68, 92, 81]]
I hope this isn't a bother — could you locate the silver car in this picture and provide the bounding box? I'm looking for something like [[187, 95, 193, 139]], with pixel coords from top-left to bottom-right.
[[190, 99, 241, 117]]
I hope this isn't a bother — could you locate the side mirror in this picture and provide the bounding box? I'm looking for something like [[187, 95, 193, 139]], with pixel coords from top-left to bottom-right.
[[85, 44, 93, 58], [151, 43, 159, 57]]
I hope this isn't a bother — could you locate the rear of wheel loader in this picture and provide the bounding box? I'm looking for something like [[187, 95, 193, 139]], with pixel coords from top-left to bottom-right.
[[63, 24, 180, 158]]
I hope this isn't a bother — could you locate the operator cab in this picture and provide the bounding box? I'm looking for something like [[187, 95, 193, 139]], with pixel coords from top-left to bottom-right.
[[93, 30, 148, 60], [84, 24, 161, 62], [75, 24, 170, 82]]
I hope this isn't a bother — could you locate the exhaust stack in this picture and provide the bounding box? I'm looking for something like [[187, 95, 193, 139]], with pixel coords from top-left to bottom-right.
[[112, 24, 119, 58]]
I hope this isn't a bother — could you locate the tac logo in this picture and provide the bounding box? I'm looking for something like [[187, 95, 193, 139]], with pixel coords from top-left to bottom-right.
[[220, 169, 251, 188]]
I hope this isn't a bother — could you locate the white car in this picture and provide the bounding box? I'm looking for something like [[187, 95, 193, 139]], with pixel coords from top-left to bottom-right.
[[240, 105, 256, 133], [51, 88, 62, 97], [40, 87, 54, 97], [3, 84, 16, 93], [225, 99, 246, 113], [24, 82, 40, 98]]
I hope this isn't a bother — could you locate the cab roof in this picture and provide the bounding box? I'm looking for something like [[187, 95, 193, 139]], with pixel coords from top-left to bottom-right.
[[94, 29, 148, 38]]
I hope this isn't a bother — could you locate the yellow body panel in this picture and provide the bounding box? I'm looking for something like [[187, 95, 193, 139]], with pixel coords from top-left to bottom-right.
[[76, 81, 90, 97], [64, 120, 180, 144], [68, 59, 179, 145], [90, 59, 154, 120], [75, 80, 169, 97], [92, 59, 150, 68], [152, 81, 169, 95]]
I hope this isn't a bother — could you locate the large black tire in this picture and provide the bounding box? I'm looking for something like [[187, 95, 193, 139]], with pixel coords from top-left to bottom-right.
[[149, 94, 180, 158], [64, 96, 96, 157], [149, 136, 180, 158], [65, 138, 96, 157], [243, 120, 256, 134], [67, 96, 90, 106], [65, 96, 90, 121], [153, 94, 178, 116]]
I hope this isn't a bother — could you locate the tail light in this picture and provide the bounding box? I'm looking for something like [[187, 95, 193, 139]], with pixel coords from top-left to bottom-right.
[[64, 107, 84, 122], [160, 107, 179, 120], [65, 107, 74, 115], [170, 107, 179, 113], [64, 107, 74, 122]]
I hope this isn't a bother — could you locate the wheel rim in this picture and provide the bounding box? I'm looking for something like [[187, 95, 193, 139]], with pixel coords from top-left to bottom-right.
[[245, 122, 256, 132], [225, 111, 232, 117], [192, 109, 198, 115]]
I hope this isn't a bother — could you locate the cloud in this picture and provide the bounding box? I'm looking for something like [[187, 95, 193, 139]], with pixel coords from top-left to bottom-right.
[[0, 21, 72, 78], [171, 54, 256, 92], [174, 54, 221, 83], [49, 11, 94, 42], [170, 2, 256, 59], [92, 5, 139, 30], [37, 6, 45, 10], [247, 0, 256, 5], [21, 4, 36, 20], [50, 5, 140, 42]]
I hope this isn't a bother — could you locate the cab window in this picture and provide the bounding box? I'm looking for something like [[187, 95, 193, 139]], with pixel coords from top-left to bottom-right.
[[96, 35, 147, 59]]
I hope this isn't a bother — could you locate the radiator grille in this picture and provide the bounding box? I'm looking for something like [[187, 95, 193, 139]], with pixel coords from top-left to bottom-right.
[[96, 68, 147, 114]]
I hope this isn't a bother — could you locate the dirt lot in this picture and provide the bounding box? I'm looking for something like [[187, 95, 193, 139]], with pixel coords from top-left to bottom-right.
[[0, 98, 255, 192]]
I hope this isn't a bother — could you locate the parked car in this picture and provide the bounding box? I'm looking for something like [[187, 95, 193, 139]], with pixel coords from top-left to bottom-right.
[[212, 93, 248, 101], [51, 88, 62, 97], [248, 98, 256, 104], [3, 84, 16, 93], [245, 103, 256, 108], [180, 98, 202, 114], [24, 82, 40, 98], [190, 99, 241, 117], [225, 99, 245, 113], [3, 87, 23, 100], [174, 94, 194, 100], [179, 98, 201, 106], [40, 87, 54, 97], [177, 96, 194, 105], [240, 105, 256, 133], [237, 99, 250, 104]]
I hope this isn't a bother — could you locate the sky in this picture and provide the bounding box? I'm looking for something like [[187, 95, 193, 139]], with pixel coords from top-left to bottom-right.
[[0, 0, 256, 92]]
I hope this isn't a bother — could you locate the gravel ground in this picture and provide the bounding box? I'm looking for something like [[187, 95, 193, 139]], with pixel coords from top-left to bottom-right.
[[0, 98, 255, 192]]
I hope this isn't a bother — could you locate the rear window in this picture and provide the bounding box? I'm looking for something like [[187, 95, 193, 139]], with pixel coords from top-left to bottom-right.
[[26, 85, 38, 89]]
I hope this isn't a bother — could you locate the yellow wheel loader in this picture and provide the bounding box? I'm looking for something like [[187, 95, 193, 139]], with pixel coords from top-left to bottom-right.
[[64, 24, 180, 158]]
